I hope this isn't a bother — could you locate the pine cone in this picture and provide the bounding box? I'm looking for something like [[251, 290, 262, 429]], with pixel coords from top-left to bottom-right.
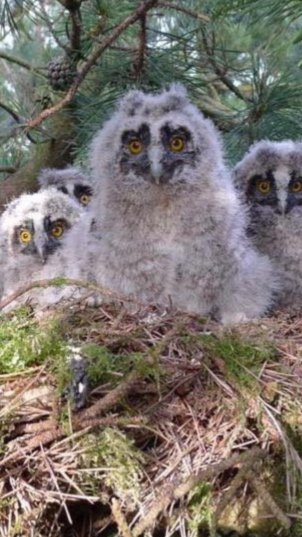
[[47, 56, 76, 91]]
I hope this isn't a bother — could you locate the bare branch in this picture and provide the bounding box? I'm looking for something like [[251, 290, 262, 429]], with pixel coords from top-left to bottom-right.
[[26, 0, 158, 129]]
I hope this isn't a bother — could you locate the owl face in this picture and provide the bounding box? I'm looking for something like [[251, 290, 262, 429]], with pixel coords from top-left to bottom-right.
[[38, 166, 93, 207], [91, 84, 224, 191], [119, 121, 197, 185], [234, 140, 302, 216], [12, 215, 69, 262], [1, 188, 83, 264], [58, 182, 93, 207]]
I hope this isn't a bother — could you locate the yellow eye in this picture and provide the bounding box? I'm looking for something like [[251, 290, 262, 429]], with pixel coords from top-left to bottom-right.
[[128, 139, 143, 155], [256, 180, 271, 194], [51, 223, 64, 238], [169, 136, 185, 153], [80, 193, 91, 206], [290, 180, 302, 193], [19, 229, 32, 244]]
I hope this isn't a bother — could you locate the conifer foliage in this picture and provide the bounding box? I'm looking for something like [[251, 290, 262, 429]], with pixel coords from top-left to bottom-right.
[[0, 0, 302, 186]]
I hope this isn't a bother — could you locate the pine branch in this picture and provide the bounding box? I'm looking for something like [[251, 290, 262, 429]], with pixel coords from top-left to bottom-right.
[[157, 1, 209, 22], [68, 6, 82, 53], [133, 14, 147, 78], [200, 30, 252, 104], [26, 0, 159, 129], [0, 99, 20, 122], [37, 0, 69, 53], [0, 100, 39, 145], [0, 50, 46, 77], [0, 166, 17, 174]]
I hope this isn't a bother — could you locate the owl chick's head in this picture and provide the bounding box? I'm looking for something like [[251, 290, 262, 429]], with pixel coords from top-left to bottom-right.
[[38, 166, 93, 207], [1, 188, 83, 263], [234, 140, 302, 216], [90, 84, 225, 192]]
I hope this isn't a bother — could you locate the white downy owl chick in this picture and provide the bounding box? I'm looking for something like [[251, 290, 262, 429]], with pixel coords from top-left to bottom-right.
[[234, 139, 302, 310], [38, 166, 93, 208], [0, 188, 83, 308], [70, 84, 277, 323]]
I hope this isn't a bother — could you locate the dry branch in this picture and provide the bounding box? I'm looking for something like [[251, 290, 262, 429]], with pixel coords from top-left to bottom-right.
[[132, 447, 266, 536], [0, 277, 144, 310], [74, 372, 141, 424]]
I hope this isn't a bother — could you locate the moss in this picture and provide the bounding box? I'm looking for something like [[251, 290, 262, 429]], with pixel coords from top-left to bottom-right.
[[82, 343, 161, 387], [188, 482, 214, 536], [0, 308, 67, 375], [82, 428, 145, 505], [198, 333, 276, 392]]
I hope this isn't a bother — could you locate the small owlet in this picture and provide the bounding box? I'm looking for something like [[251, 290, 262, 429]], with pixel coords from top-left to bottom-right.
[[80, 84, 278, 324], [234, 139, 302, 310], [0, 188, 83, 305], [38, 166, 93, 207]]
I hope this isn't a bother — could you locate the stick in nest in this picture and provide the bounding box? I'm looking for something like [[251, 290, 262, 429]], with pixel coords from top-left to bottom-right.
[[0, 277, 145, 310], [132, 447, 266, 536]]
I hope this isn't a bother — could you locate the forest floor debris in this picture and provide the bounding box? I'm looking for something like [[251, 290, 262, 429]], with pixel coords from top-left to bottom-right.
[[0, 301, 302, 537]]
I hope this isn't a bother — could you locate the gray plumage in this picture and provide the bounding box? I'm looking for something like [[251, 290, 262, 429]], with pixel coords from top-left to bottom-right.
[[0, 188, 83, 305], [38, 166, 93, 207], [70, 84, 277, 323], [234, 139, 302, 310]]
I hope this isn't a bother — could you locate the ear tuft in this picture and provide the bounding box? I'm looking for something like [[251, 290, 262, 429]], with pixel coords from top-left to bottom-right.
[[37, 168, 60, 187], [165, 83, 189, 109], [118, 90, 145, 117]]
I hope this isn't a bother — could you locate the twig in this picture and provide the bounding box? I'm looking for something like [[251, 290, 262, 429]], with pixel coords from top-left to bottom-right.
[[157, 2, 209, 22], [0, 99, 38, 145], [74, 372, 140, 424], [0, 50, 46, 76], [77, 415, 146, 431], [0, 277, 144, 310], [200, 29, 252, 104], [26, 0, 158, 129], [112, 498, 133, 537], [132, 447, 265, 536], [37, 0, 69, 53]]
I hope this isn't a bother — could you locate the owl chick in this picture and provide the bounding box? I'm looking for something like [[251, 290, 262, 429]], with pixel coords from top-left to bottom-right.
[[234, 139, 302, 310], [38, 166, 93, 207], [71, 84, 277, 323], [0, 188, 83, 306]]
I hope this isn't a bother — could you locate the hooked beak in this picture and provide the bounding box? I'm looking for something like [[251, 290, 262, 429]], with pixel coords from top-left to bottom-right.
[[35, 237, 48, 264], [149, 147, 164, 184]]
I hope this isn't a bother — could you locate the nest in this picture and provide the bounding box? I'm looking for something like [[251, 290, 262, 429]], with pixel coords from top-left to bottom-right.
[[1, 299, 302, 537]]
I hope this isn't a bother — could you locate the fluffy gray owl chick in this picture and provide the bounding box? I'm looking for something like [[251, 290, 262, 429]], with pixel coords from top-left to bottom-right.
[[234, 139, 302, 310], [0, 188, 83, 306], [86, 84, 277, 323], [38, 166, 93, 208]]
